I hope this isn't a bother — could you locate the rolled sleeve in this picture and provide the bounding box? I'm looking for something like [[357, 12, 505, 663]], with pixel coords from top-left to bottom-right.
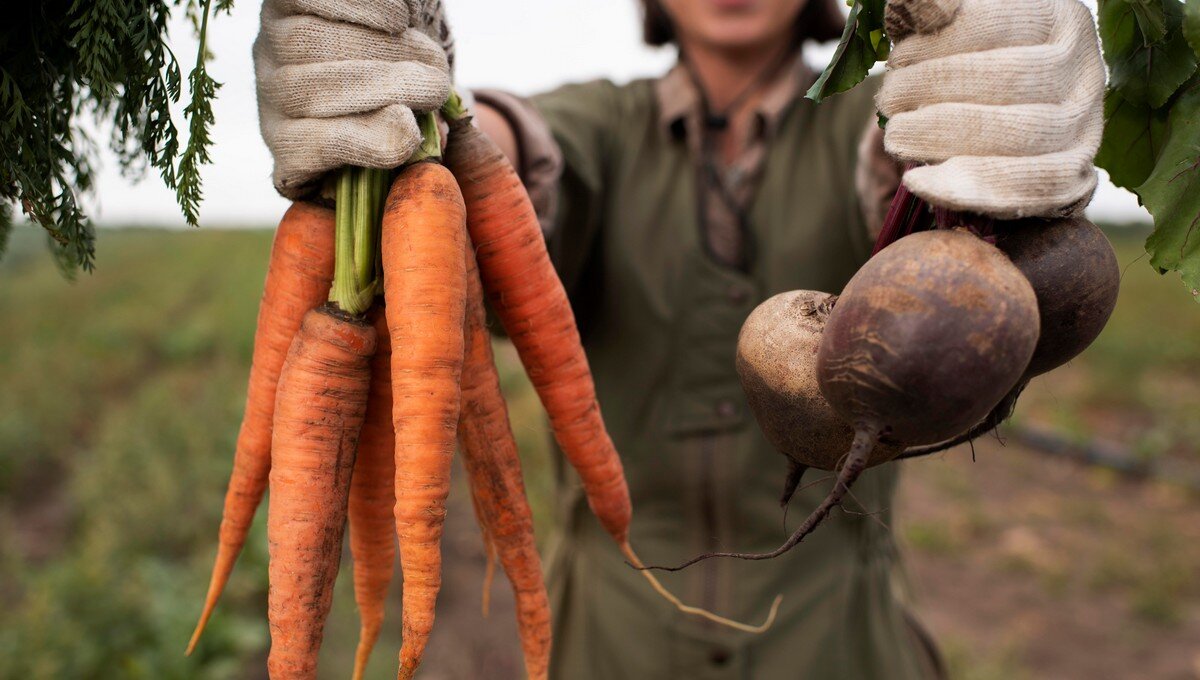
[[472, 88, 564, 237]]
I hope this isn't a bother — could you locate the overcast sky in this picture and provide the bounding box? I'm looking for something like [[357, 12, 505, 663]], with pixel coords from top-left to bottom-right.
[[82, 0, 1150, 227]]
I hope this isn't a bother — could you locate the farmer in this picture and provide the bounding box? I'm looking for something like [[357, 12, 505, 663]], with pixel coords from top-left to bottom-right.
[[255, 0, 1103, 676]]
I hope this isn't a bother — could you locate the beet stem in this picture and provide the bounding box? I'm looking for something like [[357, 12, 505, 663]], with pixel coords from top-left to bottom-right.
[[639, 426, 879, 571]]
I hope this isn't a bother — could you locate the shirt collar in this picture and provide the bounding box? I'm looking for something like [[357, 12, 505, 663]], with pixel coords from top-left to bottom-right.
[[654, 49, 816, 140]]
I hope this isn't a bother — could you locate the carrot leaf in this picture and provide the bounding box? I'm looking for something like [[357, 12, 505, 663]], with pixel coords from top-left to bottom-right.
[[0, 0, 232, 273]]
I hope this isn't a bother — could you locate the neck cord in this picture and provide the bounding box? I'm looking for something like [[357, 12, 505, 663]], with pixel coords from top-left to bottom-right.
[[681, 48, 795, 270]]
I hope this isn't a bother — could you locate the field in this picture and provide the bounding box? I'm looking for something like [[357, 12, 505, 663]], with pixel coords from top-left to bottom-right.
[[0, 225, 1197, 679]]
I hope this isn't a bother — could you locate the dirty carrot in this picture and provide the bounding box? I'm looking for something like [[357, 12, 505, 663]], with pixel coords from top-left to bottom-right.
[[188, 202, 335, 654], [459, 242, 552, 680], [443, 100, 777, 633], [443, 116, 630, 545], [348, 306, 396, 680], [266, 305, 375, 679], [381, 160, 468, 680]]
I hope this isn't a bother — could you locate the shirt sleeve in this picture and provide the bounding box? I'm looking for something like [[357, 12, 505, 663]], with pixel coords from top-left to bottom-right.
[[471, 81, 622, 301], [471, 88, 563, 237], [529, 80, 624, 298]]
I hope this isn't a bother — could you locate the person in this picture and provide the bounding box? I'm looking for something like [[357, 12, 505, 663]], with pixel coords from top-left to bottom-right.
[[253, 0, 1103, 676]]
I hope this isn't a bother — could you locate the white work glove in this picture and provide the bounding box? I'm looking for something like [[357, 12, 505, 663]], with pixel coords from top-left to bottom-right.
[[255, 0, 454, 199], [877, 0, 1105, 219]]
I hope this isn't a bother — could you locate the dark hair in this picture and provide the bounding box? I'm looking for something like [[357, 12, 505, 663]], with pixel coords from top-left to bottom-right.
[[641, 0, 845, 47]]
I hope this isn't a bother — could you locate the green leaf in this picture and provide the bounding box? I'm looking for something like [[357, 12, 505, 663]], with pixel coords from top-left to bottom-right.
[[1099, 0, 1197, 107], [0, 0, 230, 273], [1129, 0, 1168, 45], [1096, 88, 1170, 189], [806, 0, 888, 103], [1135, 81, 1200, 297], [1184, 0, 1200, 59]]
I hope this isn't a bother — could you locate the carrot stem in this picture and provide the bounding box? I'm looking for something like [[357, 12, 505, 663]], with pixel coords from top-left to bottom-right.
[[442, 91, 468, 122], [332, 167, 359, 313], [331, 166, 387, 316], [353, 169, 374, 288], [408, 112, 443, 164]]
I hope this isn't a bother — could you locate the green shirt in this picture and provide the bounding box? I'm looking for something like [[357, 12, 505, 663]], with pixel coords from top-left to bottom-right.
[[526, 72, 942, 680]]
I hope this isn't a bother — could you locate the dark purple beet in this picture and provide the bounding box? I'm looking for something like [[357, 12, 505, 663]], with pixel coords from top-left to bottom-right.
[[899, 217, 1120, 461], [996, 216, 1120, 378], [817, 229, 1039, 446]]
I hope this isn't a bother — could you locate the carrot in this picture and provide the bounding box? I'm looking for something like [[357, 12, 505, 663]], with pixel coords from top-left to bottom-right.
[[444, 114, 628, 540], [188, 202, 335, 654], [444, 113, 778, 633], [348, 306, 396, 680], [381, 161, 468, 680], [266, 304, 375, 679], [458, 243, 552, 680]]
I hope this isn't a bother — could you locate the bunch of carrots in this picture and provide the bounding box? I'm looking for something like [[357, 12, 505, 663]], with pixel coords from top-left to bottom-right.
[[185, 96, 775, 679]]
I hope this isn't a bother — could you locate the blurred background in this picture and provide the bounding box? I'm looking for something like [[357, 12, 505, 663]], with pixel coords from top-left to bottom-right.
[[2, 1, 1198, 679]]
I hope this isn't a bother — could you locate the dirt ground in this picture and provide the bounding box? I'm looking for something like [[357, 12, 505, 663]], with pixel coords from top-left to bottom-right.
[[415, 438, 1200, 680], [899, 437, 1200, 680]]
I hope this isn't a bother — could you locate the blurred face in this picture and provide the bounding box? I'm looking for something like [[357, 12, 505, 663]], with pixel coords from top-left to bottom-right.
[[659, 0, 809, 53]]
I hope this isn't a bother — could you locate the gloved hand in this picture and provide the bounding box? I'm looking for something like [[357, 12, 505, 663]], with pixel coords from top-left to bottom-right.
[[255, 0, 454, 199], [877, 0, 1105, 219]]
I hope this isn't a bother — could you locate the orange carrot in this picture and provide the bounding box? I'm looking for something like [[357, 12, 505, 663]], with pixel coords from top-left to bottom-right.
[[445, 118, 778, 633], [189, 202, 335, 654], [381, 161, 467, 680], [348, 306, 396, 680], [266, 304, 374, 679], [445, 116, 629, 543], [458, 244, 552, 680]]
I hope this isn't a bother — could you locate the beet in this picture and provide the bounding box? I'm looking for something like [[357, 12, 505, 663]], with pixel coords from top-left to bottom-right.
[[818, 229, 1040, 446], [736, 290, 902, 505], [898, 217, 1120, 461], [644, 230, 1039, 570], [997, 217, 1120, 378]]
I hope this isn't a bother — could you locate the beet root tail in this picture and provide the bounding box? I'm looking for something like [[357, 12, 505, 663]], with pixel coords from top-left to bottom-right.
[[895, 382, 1026, 462], [641, 426, 879, 571]]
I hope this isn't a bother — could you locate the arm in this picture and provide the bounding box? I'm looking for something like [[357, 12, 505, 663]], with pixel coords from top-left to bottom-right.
[[468, 89, 566, 239], [470, 80, 623, 337], [475, 103, 521, 170]]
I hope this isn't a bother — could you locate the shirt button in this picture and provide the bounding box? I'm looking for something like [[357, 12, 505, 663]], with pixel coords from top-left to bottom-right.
[[715, 399, 737, 418], [709, 647, 732, 666]]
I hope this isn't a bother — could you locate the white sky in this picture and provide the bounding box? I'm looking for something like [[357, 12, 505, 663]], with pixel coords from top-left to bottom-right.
[[83, 0, 1151, 227]]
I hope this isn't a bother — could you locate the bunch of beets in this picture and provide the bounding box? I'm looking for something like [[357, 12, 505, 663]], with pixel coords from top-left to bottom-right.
[[654, 195, 1120, 568]]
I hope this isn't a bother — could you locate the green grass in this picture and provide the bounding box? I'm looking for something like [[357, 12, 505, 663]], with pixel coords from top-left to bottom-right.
[[0, 224, 1194, 678], [0, 228, 275, 678], [0, 227, 558, 679]]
